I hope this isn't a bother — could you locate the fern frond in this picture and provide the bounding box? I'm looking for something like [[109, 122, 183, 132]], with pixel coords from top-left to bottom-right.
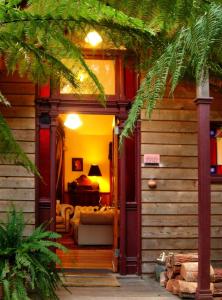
[[0, 208, 64, 299], [2, 279, 10, 300], [0, 0, 157, 175], [0, 90, 10, 106], [25, 224, 61, 241], [121, 2, 222, 140], [0, 114, 39, 175]]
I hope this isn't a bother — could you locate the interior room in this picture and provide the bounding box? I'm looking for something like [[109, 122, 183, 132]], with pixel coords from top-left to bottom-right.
[[55, 113, 119, 270]]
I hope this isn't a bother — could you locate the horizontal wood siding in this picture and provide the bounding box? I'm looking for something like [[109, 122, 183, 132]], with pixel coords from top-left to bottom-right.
[[0, 71, 35, 232], [141, 84, 222, 275]]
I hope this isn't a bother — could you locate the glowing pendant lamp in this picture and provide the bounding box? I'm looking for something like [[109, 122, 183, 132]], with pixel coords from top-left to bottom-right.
[[64, 114, 82, 129], [85, 31, 102, 47]]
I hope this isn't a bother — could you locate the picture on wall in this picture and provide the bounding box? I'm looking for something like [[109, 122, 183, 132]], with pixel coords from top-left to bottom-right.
[[72, 158, 83, 171]]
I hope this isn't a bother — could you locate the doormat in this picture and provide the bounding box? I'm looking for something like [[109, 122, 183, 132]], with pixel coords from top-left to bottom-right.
[[60, 273, 120, 287]]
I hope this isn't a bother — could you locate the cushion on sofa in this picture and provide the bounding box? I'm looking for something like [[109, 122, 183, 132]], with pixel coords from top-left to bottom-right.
[[73, 206, 99, 221], [80, 212, 114, 225]]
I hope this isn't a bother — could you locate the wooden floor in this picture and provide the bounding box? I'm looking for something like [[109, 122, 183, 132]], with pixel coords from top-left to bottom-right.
[[56, 248, 113, 270]]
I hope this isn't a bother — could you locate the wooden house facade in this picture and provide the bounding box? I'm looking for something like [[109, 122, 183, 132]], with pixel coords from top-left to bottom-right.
[[0, 71, 36, 235], [0, 53, 221, 298], [141, 83, 222, 276]]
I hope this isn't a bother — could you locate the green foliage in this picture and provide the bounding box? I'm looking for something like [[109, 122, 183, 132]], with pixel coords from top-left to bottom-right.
[[2, 0, 222, 153], [102, 0, 211, 32], [0, 207, 66, 300], [0, 0, 155, 173], [120, 1, 222, 141], [0, 0, 153, 91], [0, 115, 39, 175], [0, 92, 10, 106]]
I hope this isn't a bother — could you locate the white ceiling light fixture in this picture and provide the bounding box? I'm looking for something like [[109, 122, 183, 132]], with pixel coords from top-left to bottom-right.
[[85, 31, 102, 47], [64, 114, 82, 129]]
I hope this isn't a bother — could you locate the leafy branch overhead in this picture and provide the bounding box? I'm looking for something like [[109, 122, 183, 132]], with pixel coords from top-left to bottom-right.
[[1, 0, 222, 170], [0, 0, 154, 89], [0, 0, 154, 174], [120, 2, 222, 141]]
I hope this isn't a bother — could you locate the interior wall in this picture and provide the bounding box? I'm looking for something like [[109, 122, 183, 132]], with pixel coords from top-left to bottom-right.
[[61, 114, 113, 193]]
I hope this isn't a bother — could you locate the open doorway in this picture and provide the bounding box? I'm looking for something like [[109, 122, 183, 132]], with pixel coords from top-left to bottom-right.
[[55, 113, 119, 271]]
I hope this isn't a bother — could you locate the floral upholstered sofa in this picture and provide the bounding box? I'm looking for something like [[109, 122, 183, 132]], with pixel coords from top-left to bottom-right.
[[70, 206, 115, 246]]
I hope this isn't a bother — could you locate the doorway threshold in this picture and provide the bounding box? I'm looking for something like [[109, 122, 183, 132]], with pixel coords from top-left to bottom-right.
[[58, 268, 113, 274], [56, 248, 113, 269]]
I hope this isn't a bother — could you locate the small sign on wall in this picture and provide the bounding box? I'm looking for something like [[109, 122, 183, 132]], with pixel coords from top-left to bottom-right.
[[144, 154, 160, 166]]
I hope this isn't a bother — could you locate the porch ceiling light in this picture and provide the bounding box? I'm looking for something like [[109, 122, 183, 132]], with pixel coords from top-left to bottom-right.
[[85, 31, 102, 47], [64, 114, 82, 129]]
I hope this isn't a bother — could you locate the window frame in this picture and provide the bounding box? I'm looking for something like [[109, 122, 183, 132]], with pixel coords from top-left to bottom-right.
[[210, 121, 222, 183], [50, 50, 126, 102]]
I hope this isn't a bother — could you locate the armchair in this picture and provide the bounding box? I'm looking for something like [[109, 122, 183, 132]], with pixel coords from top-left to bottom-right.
[[56, 203, 74, 233]]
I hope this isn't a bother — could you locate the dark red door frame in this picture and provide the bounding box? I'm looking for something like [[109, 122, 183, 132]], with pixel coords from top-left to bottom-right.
[[118, 118, 141, 275], [35, 98, 141, 275], [49, 101, 59, 232], [119, 125, 126, 274], [135, 121, 141, 275], [36, 50, 141, 274], [35, 109, 52, 228]]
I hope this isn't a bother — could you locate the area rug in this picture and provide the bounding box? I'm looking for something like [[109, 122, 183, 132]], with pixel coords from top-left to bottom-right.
[[60, 273, 120, 287]]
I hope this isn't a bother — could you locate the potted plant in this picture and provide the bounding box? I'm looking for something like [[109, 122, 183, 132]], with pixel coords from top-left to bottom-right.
[[0, 206, 67, 299]]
